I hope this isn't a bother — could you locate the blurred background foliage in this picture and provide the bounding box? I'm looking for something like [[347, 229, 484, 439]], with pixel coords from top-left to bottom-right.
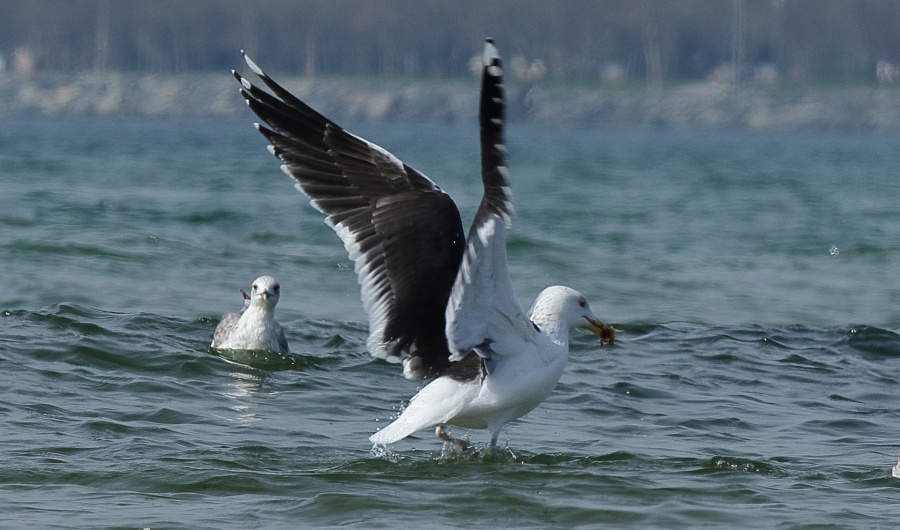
[[2, 0, 900, 85]]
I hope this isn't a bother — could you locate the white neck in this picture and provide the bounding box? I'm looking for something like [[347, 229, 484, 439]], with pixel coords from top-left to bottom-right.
[[241, 302, 274, 324], [531, 313, 570, 347]]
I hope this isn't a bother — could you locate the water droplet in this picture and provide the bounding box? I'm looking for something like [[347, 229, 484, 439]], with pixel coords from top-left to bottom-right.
[[829, 245, 839, 256]]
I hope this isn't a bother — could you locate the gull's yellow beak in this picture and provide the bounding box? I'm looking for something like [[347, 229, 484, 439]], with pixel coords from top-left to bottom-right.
[[582, 317, 621, 348]]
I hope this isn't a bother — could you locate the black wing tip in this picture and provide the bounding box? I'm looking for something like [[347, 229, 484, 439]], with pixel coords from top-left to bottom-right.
[[479, 38, 505, 125], [232, 56, 255, 93]]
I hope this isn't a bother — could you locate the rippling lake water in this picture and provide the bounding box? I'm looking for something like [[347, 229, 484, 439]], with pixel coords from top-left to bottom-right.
[[1, 115, 899, 528]]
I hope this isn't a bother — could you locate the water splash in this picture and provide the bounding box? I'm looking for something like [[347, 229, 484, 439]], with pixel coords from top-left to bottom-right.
[[371, 443, 403, 464]]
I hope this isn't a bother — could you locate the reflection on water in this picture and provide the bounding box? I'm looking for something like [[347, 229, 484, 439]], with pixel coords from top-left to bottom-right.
[[224, 370, 265, 425]]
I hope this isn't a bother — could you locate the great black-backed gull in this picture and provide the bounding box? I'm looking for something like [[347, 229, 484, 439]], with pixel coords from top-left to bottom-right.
[[234, 39, 617, 450], [212, 275, 290, 354]]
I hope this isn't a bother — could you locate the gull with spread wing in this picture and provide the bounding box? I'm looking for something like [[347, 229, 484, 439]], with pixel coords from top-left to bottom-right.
[[233, 39, 617, 450]]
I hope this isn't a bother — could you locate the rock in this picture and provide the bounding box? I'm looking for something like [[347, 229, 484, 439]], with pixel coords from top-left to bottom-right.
[[2, 70, 900, 131]]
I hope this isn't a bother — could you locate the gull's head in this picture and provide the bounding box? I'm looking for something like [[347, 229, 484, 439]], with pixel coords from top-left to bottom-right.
[[530, 285, 618, 347], [249, 275, 281, 308]]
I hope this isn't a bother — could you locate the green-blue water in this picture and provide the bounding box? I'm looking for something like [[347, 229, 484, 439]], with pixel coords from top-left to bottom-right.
[[2, 115, 899, 528]]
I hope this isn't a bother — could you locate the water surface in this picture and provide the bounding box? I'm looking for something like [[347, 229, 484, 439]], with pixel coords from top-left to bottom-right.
[[1, 116, 899, 528]]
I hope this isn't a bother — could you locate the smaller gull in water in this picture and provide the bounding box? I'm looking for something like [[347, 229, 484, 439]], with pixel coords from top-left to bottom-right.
[[211, 275, 290, 353]]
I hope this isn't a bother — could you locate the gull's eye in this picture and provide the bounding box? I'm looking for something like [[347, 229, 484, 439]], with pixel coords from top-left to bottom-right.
[[579, 299, 586, 308], [274, 285, 280, 294], [252, 284, 258, 291]]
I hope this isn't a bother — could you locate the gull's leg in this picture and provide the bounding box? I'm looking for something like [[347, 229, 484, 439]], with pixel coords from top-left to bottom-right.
[[487, 428, 515, 458], [489, 431, 499, 449]]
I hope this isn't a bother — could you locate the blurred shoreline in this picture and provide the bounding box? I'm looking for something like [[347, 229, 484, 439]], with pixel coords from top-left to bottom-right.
[[2, 71, 900, 132]]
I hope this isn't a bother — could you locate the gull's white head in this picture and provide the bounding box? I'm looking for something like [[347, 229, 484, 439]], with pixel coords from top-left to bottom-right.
[[530, 285, 618, 346], [249, 275, 281, 308]]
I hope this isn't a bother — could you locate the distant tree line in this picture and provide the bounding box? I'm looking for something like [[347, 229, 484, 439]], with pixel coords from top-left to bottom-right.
[[1, 0, 899, 84]]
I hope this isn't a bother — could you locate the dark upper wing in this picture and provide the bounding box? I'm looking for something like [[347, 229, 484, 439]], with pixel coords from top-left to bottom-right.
[[476, 38, 514, 228], [234, 54, 465, 379]]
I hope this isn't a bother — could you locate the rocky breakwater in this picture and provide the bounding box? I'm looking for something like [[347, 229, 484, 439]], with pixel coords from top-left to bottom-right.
[[2, 70, 900, 132], [527, 82, 900, 131]]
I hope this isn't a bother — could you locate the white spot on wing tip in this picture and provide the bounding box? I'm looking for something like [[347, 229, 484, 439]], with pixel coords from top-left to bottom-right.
[[279, 164, 292, 177], [243, 53, 264, 76], [240, 77, 252, 90], [483, 40, 500, 64], [266, 144, 276, 155]]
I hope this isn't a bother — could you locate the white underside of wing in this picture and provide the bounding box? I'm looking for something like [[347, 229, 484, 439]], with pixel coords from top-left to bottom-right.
[[445, 213, 535, 362], [326, 213, 397, 362]]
